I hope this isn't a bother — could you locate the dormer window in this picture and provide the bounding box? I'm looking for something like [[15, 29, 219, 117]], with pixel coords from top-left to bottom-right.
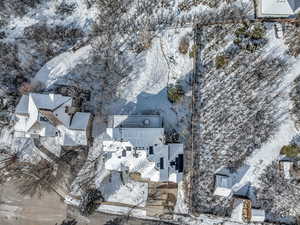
[[149, 146, 154, 155]]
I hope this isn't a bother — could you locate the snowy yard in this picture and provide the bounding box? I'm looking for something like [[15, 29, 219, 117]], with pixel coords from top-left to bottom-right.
[[191, 21, 300, 221]]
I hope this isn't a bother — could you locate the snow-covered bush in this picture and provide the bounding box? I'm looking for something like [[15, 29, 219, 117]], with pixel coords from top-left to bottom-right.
[[215, 55, 228, 69], [280, 145, 300, 158], [168, 84, 185, 103], [233, 23, 267, 53]]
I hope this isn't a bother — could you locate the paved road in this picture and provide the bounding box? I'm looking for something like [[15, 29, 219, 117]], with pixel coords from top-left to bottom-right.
[[0, 182, 67, 225]]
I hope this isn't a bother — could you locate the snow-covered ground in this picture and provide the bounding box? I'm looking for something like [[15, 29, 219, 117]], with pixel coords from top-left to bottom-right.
[[230, 25, 300, 190], [33, 45, 93, 88], [3, 0, 96, 42]]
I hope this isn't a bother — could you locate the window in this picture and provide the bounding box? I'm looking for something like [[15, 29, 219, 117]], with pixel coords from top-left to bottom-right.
[[149, 146, 154, 155], [126, 146, 131, 151], [160, 158, 164, 170]]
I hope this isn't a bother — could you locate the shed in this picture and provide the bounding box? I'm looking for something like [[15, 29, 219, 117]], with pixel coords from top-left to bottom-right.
[[213, 174, 233, 197]]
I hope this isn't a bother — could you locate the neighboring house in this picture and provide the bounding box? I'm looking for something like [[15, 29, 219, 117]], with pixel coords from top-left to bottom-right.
[[231, 198, 265, 223], [257, 0, 300, 18], [103, 115, 184, 183], [14, 93, 91, 147], [213, 173, 233, 197]]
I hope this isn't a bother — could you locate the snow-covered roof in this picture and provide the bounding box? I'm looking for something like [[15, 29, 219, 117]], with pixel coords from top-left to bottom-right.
[[14, 93, 91, 147], [70, 112, 91, 130], [106, 128, 164, 147], [260, 0, 300, 17], [30, 93, 71, 110], [58, 125, 89, 146], [251, 209, 265, 222], [109, 115, 163, 128], [103, 115, 183, 183], [213, 174, 233, 197], [15, 95, 29, 114]]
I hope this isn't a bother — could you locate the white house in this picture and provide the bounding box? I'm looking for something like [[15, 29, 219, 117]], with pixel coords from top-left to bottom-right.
[[14, 93, 91, 147], [103, 115, 184, 183], [257, 0, 300, 18]]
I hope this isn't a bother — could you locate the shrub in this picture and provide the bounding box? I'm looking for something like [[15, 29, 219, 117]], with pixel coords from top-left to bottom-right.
[[189, 44, 197, 58], [215, 55, 228, 69], [168, 84, 184, 103], [234, 23, 266, 52], [280, 145, 300, 158], [79, 189, 104, 216], [178, 37, 190, 55], [249, 24, 266, 40]]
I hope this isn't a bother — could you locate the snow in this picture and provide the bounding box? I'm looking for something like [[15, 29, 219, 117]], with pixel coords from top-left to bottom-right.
[[96, 205, 147, 218], [230, 26, 300, 190], [99, 172, 148, 206], [3, 0, 97, 42], [30, 93, 71, 110], [40, 136, 61, 157], [111, 28, 193, 130], [33, 45, 93, 88]]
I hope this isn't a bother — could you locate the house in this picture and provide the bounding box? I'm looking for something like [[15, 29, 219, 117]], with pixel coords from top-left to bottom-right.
[[14, 93, 91, 147], [103, 115, 184, 183], [257, 0, 300, 18], [213, 173, 233, 197], [231, 198, 265, 223]]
